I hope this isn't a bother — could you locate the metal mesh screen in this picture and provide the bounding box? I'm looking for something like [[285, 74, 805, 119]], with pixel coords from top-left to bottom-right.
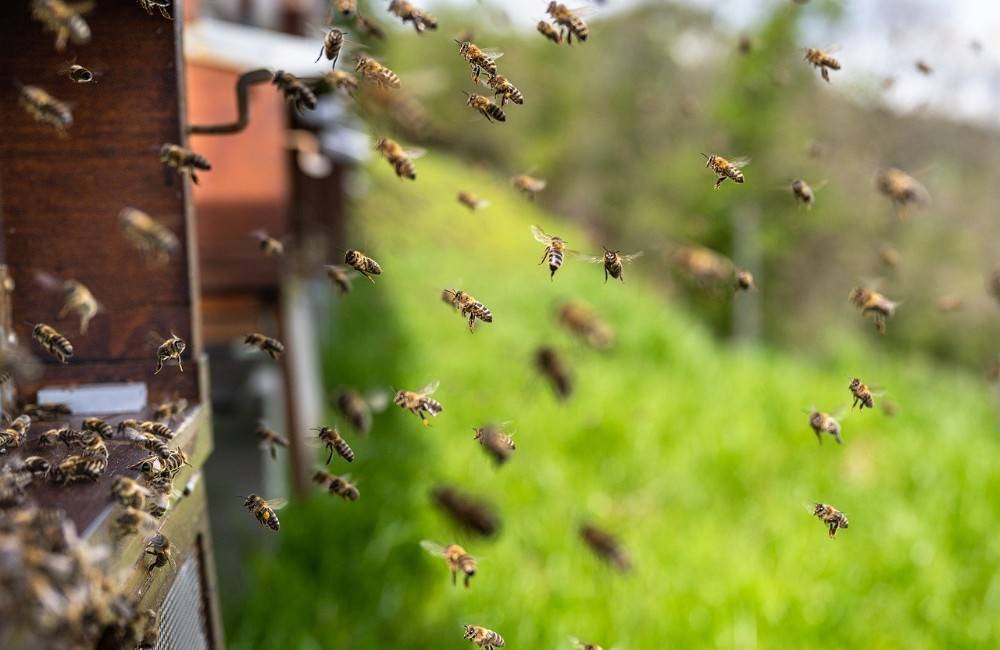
[[155, 553, 210, 650]]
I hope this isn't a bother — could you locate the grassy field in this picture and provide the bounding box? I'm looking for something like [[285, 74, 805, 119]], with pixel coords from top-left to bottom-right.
[[229, 153, 1000, 649]]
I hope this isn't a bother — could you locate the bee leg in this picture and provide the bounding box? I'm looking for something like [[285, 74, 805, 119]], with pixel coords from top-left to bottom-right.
[[538, 248, 550, 266], [190, 170, 200, 185], [451, 569, 457, 586], [464, 573, 471, 588], [815, 430, 822, 445], [326, 447, 334, 465], [714, 176, 726, 190], [178, 357, 184, 373], [604, 268, 609, 283], [154, 359, 163, 375], [315, 45, 325, 64], [270, 446, 277, 461]]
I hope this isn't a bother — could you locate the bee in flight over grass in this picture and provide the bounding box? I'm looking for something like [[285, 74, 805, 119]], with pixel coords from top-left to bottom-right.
[[702, 153, 748, 189], [807, 407, 844, 445], [393, 381, 443, 425], [532, 225, 577, 279], [849, 285, 898, 334], [810, 502, 849, 538], [804, 47, 841, 82], [421, 540, 478, 587], [243, 494, 287, 532], [582, 247, 643, 283]]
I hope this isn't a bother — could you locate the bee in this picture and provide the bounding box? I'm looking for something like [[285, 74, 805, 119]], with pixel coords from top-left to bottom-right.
[[790, 178, 818, 207], [876, 168, 929, 218], [160, 144, 211, 185], [513, 174, 547, 199], [30, 323, 73, 363], [532, 225, 576, 279], [140, 420, 174, 439], [442, 289, 494, 332], [583, 247, 643, 283], [80, 416, 112, 440], [143, 532, 174, 572], [812, 503, 849, 538], [546, 2, 589, 44], [256, 423, 289, 460], [848, 378, 875, 410], [153, 398, 188, 421], [328, 474, 360, 501], [483, 75, 523, 108], [313, 426, 354, 464], [243, 493, 287, 531], [375, 137, 420, 179], [315, 28, 347, 67], [114, 506, 158, 537], [557, 301, 614, 349], [673, 246, 733, 287], [0, 424, 27, 455], [59, 280, 100, 334], [353, 12, 386, 40], [915, 59, 933, 75], [272, 70, 318, 113], [312, 468, 335, 488], [244, 333, 285, 359], [804, 48, 840, 82], [37, 426, 75, 447], [60, 62, 96, 83], [322, 70, 359, 96], [325, 264, 355, 294], [421, 540, 477, 587], [112, 476, 152, 510], [138, 0, 172, 20], [455, 40, 502, 83], [580, 523, 631, 572], [737, 33, 752, 54], [119, 207, 180, 265], [879, 245, 900, 269], [463, 625, 505, 649], [158, 448, 189, 477], [334, 388, 387, 434], [936, 296, 963, 313], [154, 332, 186, 374], [849, 286, 898, 334], [702, 153, 748, 189], [734, 269, 756, 291], [808, 409, 843, 445], [17, 456, 51, 478], [344, 249, 383, 283], [536, 346, 572, 400], [393, 381, 443, 425], [432, 485, 499, 537], [571, 639, 605, 650], [464, 93, 506, 123], [31, 0, 93, 51], [19, 85, 73, 135], [0, 469, 32, 508], [334, 0, 357, 17], [473, 424, 516, 465], [387, 0, 438, 33], [139, 432, 174, 460], [19, 401, 70, 420], [50, 453, 107, 484], [537, 20, 563, 45], [356, 55, 401, 89], [457, 191, 489, 211]]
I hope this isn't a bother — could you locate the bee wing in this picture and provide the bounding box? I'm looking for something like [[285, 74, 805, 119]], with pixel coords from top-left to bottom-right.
[[404, 148, 427, 160], [33, 270, 65, 292], [419, 380, 440, 396], [832, 407, 848, 420], [577, 254, 605, 263], [263, 497, 288, 510], [146, 330, 167, 347], [419, 540, 447, 557], [531, 225, 554, 244], [731, 157, 751, 167], [621, 251, 644, 263], [248, 229, 269, 242], [480, 49, 504, 60]]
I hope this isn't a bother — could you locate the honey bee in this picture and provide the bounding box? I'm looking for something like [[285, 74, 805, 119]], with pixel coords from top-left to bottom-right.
[[0, 422, 28, 455], [138, 0, 172, 19], [139, 420, 174, 439], [804, 48, 841, 82], [546, 2, 589, 44], [583, 247, 642, 283], [16, 456, 51, 478], [849, 286, 898, 334], [421, 540, 477, 587], [580, 523, 631, 572], [473, 423, 516, 465], [144, 532, 174, 570], [483, 75, 523, 108], [456, 40, 502, 83], [463, 625, 505, 650], [442, 289, 494, 331], [536, 346, 572, 400], [160, 144, 211, 185], [0, 469, 33, 508], [557, 301, 614, 349], [272, 70, 318, 113], [734, 269, 756, 292], [353, 12, 386, 40], [154, 332, 186, 374], [153, 398, 188, 421], [19, 85, 73, 134], [356, 55, 401, 89], [30, 323, 73, 363], [790, 178, 820, 207], [432, 485, 499, 536], [60, 62, 96, 83], [876, 168, 930, 218], [112, 476, 152, 510], [50, 453, 107, 484], [537, 20, 563, 45], [513, 174, 547, 199], [375, 137, 421, 179], [325, 264, 356, 294], [812, 502, 849, 538], [571, 638, 605, 650], [321, 69, 359, 96], [313, 426, 355, 464], [702, 153, 748, 189], [115, 507, 158, 536], [334, 388, 387, 434], [312, 468, 335, 488], [673, 246, 733, 288], [457, 191, 489, 211], [18, 402, 69, 422], [37, 426, 74, 447], [159, 447, 189, 477], [878, 245, 900, 269], [244, 333, 285, 359], [808, 408, 843, 445], [532, 225, 576, 279], [936, 296, 962, 313], [59, 280, 100, 334], [334, 0, 357, 18], [315, 28, 347, 67], [81, 416, 113, 440], [119, 207, 180, 265], [328, 474, 360, 501], [464, 93, 506, 122], [344, 249, 383, 282], [31, 0, 93, 51], [256, 423, 289, 460], [393, 381, 443, 425], [915, 59, 933, 75], [243, 493, 287, 531], [848, 377, 877, 410], [388, 0, 438, 33]]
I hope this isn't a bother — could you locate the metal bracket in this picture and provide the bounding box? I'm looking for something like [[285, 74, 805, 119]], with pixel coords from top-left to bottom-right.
[[186, 68, 274, 135]]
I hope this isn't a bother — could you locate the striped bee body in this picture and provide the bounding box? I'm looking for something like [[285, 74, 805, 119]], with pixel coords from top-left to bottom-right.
[[82, 417, 114, 440], [244, 333, 285, 359], [329, 475, 360, 501], [547, 247, 564, 278], [488, 76, 523, 107], [155, 334, 186, 374], [317, 427, 355, 464], [51, 453, 107, 484], [32, 323, 73, 363], [345, 250, 382, 281]]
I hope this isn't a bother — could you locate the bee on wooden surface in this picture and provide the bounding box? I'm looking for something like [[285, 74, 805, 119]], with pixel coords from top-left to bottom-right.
[[537, 20, 563, 45], [936, 296, 962, 313], [702, 153, 748, 189], [876, 167, 930, 218], [119, 207, 180, 265], [812, 503, 849, 538], [147, 488, 174, 517], [50, 453, 107, 484], [848, 378, 877, 411], [0, 469, 33, 508], [878, 245, 900, 269], [849, 286, 898, 334], [138, 421, 174, 440], [532, 225, 576, 279], [272, 70, 318, 113], [18, 401, 71, 420], [547, 2, 589, 44], [321, 70, 359, 96], [60, 62, 96, 84], [16, 456, 51, 478], [334, 0, 357, 18], [580, 523, 631, 572], [244, 333, 285, 360], [536, 346, 572, 400], [138, 0, 172, 20], [388, 0, 438, 33], [483, 74, 523, 107], [243, 493, 287, 531], [464, 93, 506, 122], [160, 144, 211, 185], [37, 426, 74, 447], [583, 247, 642, 283], [354, 12, 386, 40], [112, 476, 152, 510], [456, 40, 502, 83], [421, 540, 477, 587], [804, 48, 840, 82], [153, 398, 188, 421], [19, 85, 73, 135], [457, 191, 490, 211], [473, 423, 516, 465], [31, 0, 92, 51], [557, 301, 614, 349], [81, 416, 113, 440], [256, 423, 289, 460], [315, 28, 347, 67], [356, 55, 401, 89], [375, 137, 421, 179], [334, 387, 387, 434], [30, 323, 73, 364], [432, 485, 499, 537], [0, 424, 27, 455], [313, 426, 354, 464], [463, 625, 505, 649], [808, 408, 843, 445], [442, 289, 494, 332], [139, 432, 174, 459], [154, 332, 186, 374], [325, 264, 356, 294], [328, 474, 360, 501], [393, 381, 443, 425], [915, 59, 933, 75], [143, 532, 174, 570], [734, 269, 756, 292], [513, 174, 547, 198], [158, 448, 189, 477], [114, 506, 158, 537], [344, 249, 383, 282]]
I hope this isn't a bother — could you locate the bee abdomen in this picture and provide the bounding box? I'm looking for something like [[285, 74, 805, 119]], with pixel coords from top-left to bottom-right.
[[549, 250, 564, 273], [486, 103, 506, 122], [422, 398, 443, 415], [335, 439, 355, 462], [393, 158, 416, 179]]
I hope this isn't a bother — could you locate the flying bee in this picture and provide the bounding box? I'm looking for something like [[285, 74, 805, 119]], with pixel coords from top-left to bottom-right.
[[313, 426, 355, 464], [244, 333, 285, 359], [455, 40, 502, 83], [790, 178, 823, 207], [421, 540, 477, 587], [804, 47, 840, 82], [144, 532, 174, 572], [112, 476, 152, 510], [387, 0, 438, 33], [483, 74, 523, 107], [256, 423, 289, 460], [915, 59, 933, 75], [536, 346, 572, 400], [60, 62, 96, 83], [31, 0, 93, 51], [19, 85, 73, 135], [312, 468, 335, 488], [344, 249, 382, 283], [154, 332, 186, 374], [353, 12, 386, 40], [334, 387, 387, 434], [272, 70, 317, 113], [473, 423, 516, 465], [159, 143, 211, 185], [315, 28, 347, 67], [734, 269, 755, 291], [323, 265, 354, 295], [154, 398, 188, 421], [513, 174, 547, 198], [432, 486, 499, 537], [464, 625, 505, 649], [50, 453, 107, 484], [879, 245, 900, 269], [583, 247, 643, 283], [808, 408, 843, 445], [876, 168, 930, 219], [537, 20, 563, 45], [580, 523, 631, 572], [356, 55, 401, 89], [557, 301, 614, 349], [138, 0, 172, 19], [737, 33, 752, 54], [375, 137, 421, 179], [59, 280, 99, 334], [848, 377, 877, 410], [812, 503, 849, 538], [673, 246, 733, 288], [702, 153, 748, 189], [849, 286, 898, 334], [393, 381, 443, 425], [321, 69, 359, 96], [532, 225, 577, 279], [328, 474, 360, 501], [248, 230, 285, 257], [119, 207, 180, 265], [457, 191, 489, 211], [464, 92, 506, 122], [442, 289, 494, 332], [115, 506, 158, 537], [30, 323, 73, 364], [334, 0, 357, 17], [546, 2, 589, 44], [243, 494, 287, 531]]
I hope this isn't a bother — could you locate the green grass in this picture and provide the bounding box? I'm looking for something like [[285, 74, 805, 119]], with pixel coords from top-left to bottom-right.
[[229, 154, 1000, 649]]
